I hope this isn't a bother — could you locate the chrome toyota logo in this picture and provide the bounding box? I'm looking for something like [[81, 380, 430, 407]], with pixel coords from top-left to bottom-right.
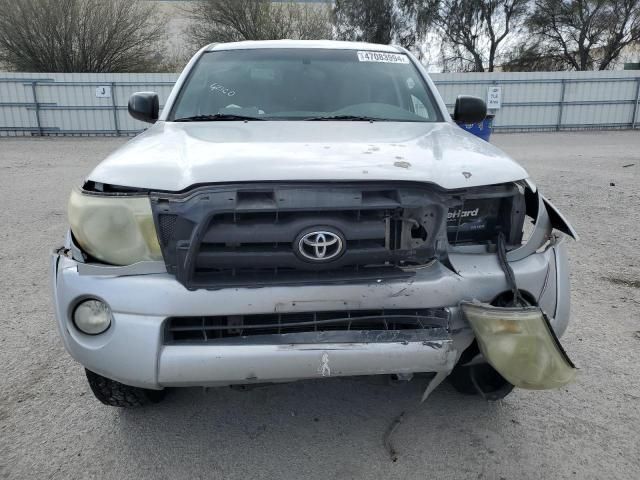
[[296, 229, 345, 262]]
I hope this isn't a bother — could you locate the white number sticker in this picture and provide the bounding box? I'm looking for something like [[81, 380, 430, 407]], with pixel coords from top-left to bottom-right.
[[95, 86, 111, 98], [357, 51, 410, 64], [487, 86, 502, 109]]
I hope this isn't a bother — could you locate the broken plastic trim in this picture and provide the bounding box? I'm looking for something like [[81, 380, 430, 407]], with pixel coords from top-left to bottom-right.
[[506, 188, 578, 262], [461, 301, 576, 390], [542, 194, 579, 240]]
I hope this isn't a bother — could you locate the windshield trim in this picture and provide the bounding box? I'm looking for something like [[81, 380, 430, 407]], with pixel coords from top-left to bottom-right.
[[167, 48, 444, 123]]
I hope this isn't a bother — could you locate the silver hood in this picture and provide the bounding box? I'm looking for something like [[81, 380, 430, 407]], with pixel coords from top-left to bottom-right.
[[88, 121, 528, 191]]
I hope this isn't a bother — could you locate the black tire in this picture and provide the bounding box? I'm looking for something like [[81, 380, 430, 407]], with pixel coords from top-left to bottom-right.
[[85, 369, 166, 407], [448, 363, 514, 401]]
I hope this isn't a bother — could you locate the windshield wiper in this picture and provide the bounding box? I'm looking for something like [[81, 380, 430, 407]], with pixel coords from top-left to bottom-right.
[[303, 115, 382, 122], [174, 114, 265, 122]]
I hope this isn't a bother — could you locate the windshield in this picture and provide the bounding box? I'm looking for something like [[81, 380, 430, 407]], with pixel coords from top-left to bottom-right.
[[170, 49, 443, 122]]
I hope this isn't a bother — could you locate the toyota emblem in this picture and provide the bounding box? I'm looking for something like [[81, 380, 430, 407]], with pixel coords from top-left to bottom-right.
[[295, 229, 345, 262]]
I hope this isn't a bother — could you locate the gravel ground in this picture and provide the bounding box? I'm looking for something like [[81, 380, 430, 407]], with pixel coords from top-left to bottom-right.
[[0, 131, 639, 480]]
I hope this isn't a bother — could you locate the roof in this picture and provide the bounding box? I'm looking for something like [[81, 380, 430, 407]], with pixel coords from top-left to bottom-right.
[[206, 40, 403, 53]]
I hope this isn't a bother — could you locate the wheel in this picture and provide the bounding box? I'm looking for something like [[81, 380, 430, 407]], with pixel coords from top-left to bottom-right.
[[448, 363, 514, 400], [85, 369, 166, 407]]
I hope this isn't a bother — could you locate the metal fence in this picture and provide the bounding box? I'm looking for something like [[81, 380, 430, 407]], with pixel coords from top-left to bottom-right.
[[434, 70, 640, 131], [0, 72, 176, 136], [1, 70, 639, 136]]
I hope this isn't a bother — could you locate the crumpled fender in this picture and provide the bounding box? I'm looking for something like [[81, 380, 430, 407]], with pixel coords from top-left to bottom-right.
[[542, 194, 579, 240], [507, 188, 578, 262]]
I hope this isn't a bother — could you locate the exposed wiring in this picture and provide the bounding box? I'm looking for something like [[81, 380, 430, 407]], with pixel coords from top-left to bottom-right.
[[497, 232, 526, 307]]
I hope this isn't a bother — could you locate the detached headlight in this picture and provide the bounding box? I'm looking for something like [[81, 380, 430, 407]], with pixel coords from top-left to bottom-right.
[[68, 188, 162, 265], [461, 301, 577, 390]]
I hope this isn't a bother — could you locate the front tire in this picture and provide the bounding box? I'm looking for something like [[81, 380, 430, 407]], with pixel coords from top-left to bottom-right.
[[448, 363, 514, 400], [85, 369, 166, 407]]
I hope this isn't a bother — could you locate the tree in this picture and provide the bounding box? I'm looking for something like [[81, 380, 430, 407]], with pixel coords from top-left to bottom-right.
[[0, 0, 165, 72], [185, 0, 333, 47], [500, 42, 568, 71], [398, 0, 440, 48], [528, 0, 640, 70], [334, 0, 397, 45], [333, 0, 426, 49], [424, 0, 529, 72]]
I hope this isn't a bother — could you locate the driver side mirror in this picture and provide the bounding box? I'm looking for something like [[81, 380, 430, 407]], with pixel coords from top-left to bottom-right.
[[128, 92, 159, 124], [453, 95, 487, 124]]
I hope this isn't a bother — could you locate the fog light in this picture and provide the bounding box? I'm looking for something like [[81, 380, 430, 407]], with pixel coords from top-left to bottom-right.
[[461, 301, 576, 390], [73, 299, 112, 335]]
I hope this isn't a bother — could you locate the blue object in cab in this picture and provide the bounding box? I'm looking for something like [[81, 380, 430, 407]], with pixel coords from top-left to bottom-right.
[[456, 114, 494, 142]]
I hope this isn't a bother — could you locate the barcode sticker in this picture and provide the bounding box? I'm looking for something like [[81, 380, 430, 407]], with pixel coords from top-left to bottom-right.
[[357, 51, 410, 64]]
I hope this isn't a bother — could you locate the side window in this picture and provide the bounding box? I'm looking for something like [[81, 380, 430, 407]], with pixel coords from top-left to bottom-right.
[[411, 95, 429, 119]]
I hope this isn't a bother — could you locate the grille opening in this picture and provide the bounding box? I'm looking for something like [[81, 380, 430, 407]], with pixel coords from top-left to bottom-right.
[[154, 184, 445, 289], [211, 209, 388, 225], [411, 224, 428, 241], [388, 217, 403, 250], [236, 190, 276, 208], [165, 308, 449, 344], [200, 242, 290, 252], [361, 190, 400, 205], [199, 239, 387, 253]]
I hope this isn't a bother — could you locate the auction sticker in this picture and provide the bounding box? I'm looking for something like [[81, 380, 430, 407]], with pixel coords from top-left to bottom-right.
[[357, 51, 410, 64]]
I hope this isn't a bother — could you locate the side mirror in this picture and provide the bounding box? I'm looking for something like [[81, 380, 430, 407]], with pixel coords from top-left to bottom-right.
[[128, 92, 159, 123], [453, 95, 487, 124]]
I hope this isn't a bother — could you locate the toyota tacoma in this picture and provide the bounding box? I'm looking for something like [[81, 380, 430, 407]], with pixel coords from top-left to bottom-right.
[[51, 40, 577, 407]]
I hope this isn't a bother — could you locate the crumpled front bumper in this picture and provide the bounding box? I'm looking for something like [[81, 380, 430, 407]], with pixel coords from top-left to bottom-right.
[[51, 232, 570, 389]]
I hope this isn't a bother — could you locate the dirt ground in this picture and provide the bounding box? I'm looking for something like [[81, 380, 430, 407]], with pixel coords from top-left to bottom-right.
[[0, 131, 639, 479]]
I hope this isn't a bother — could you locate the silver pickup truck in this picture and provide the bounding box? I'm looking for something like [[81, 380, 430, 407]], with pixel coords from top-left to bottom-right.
[[51, 40, 577, 407]]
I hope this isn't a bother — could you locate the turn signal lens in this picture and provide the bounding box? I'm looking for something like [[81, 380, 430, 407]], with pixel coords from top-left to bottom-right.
[[461, 301, 577, 390]]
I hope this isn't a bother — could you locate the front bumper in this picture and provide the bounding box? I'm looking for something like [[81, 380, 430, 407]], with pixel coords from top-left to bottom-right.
[[51, 236, 570, 389]]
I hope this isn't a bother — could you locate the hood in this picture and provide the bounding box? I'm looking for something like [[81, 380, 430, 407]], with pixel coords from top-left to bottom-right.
[[88, 121, 528, 191]]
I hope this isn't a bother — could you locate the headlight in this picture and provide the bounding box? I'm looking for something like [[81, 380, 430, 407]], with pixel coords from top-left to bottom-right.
[[68, 188, 162, 265]]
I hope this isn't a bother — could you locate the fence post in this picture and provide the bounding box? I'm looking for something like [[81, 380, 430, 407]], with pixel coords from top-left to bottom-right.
[[30, 81, 42, 136], [110, 81, 120, 136], [556, 79, 566, 131], [632, 77, 640, 129]]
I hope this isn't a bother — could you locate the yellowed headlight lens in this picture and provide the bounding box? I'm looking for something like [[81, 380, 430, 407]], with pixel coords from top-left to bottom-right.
[[68, 188, 162, 265], [462, 301, 576, 390]]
